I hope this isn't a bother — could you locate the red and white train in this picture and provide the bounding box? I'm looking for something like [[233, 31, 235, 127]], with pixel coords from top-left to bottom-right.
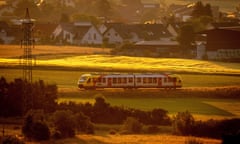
[[78, 73, 182, 90]]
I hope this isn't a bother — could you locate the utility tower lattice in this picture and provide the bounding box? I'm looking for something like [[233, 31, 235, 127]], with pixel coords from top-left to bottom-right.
[[21, 8, 35, 83]]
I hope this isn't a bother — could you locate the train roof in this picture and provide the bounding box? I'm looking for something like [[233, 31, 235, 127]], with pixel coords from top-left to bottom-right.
[[81, 73, 180, 78]]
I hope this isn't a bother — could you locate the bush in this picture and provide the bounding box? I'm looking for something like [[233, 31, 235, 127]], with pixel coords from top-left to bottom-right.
[[75, 112, 94, 134], [22, 111, 50, 141], [31, 122, 50, 141], [122, 117, 142, 134], [185, 137, 203, 144], [172, 111, 195, 135], [147, 125, 160, 134], [1, 136, 24, 144], [52, 110, 76, 138]]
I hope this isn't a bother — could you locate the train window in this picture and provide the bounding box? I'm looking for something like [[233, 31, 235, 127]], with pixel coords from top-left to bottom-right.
[[129, 78, 133, 83], [123, 78, 127, 83], [118, 78, 122, 83], [113, 78, 117, 84], [173, 78, 177, 82], [168, 78, 172, 82], [153, 78, 157, 83], [148, 78, 152, 83], [143, 77, 147, 83], [137, 77, 141, 83], [102, 78, 106, 83], [164, 78, 167, 82]]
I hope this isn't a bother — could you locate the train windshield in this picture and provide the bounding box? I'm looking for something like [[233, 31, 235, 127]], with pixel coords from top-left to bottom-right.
[[78, 76, 88, 83]]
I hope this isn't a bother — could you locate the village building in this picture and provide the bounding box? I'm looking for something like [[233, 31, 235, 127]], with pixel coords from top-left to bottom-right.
[[52, 22, 103, 45], [197, 27, 240, 61]]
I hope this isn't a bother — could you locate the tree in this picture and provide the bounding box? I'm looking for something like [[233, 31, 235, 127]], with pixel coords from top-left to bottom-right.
[[14, 0, 41, 18], [70, 14, 100, 25], [22, 111, 50, 141], [53, 110, 76, 138], [60, 13, 70, 23], [192, 1, 212, 18], [122, 117, 142, 134], [172, 111, 195, 135], [94, 0, 112, 18], [177, 24, 195, 57]]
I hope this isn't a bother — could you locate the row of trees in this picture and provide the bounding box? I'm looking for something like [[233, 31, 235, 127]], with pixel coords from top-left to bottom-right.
[[0, 77, 57, 117]]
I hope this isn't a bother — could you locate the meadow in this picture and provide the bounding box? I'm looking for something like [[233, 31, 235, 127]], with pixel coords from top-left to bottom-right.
[[1, 45, 240, 120], [0, 45, 240, 143]]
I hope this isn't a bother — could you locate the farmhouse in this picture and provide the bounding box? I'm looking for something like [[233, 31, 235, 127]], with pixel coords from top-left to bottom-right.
[[197, 27, 240, 61], [134, 40, 179, 57], [103, 23, 172, 45], [52, 22, 103, 45], [0, 21, 15, 44]]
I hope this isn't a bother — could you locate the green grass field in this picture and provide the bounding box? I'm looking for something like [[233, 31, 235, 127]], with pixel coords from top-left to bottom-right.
[[1, 68, 240, 88]]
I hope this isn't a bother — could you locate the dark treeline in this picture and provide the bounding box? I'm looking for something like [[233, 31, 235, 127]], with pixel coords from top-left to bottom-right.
[[0, 77, 57, 117]]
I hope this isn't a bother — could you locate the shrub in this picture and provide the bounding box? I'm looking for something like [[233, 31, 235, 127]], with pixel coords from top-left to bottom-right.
[[1, 136, 24, 144], [22, 111, 50, 141], [31, 122, 50, 141], [172, 111, 195, 135], [185, 137, 203, 144], [147, 125, 160, 134], [75, 112, 94, 134], [122, 117, 142, 134], [52, 110, 76, 138]]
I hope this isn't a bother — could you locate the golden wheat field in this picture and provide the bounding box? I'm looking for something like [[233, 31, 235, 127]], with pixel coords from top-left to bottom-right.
[[1, 45, 240, 75]]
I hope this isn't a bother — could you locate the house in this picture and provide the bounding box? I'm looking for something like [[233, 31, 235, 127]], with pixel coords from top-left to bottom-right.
[[0, 21, 14, 44], [134, 40, 179, 57], [103, 23, 172, 45], [103, 23, 136, 44], [197, 27, 240, 61], [52, 22, 103, 45], [74, 24, 103, 45], [34, 23, 58, 44]]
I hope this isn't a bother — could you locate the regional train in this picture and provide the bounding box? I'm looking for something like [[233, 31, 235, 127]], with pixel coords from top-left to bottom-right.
[[77, 73, 182, 90]]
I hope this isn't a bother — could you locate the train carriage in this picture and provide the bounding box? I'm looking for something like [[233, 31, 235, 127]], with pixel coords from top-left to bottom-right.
[[77, 73, 182, 90]]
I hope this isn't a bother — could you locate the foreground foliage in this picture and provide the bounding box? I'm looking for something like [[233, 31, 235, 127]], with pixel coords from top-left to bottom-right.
[[0, 77, 58, 116]]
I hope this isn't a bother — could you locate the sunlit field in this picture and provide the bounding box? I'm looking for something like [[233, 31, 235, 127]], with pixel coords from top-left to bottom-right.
[[1, 55, 240, 74], [1, 45, 240, 143]]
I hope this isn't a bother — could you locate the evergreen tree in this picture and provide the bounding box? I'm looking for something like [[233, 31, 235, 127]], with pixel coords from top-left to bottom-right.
[[192, 1, 212, 18]]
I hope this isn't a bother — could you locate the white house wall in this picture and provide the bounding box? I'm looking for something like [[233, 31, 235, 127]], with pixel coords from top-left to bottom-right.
[[104, 28, 123, 44], [52, 25, 62, 38], [63, 30, 74, 43], [81, 27, 102, 45]]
